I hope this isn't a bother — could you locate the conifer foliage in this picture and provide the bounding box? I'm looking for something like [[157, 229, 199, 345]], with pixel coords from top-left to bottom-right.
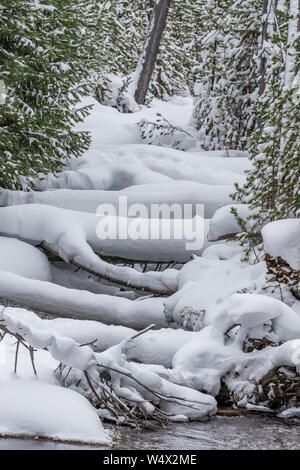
[[192, 0, 261, 151], [233, 0, 300, 228], [0, 0, 99, 189]]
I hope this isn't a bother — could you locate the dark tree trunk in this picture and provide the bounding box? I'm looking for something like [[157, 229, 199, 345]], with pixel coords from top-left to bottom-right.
[[258, 0, 269, 96], [134, 0, 171, 105]]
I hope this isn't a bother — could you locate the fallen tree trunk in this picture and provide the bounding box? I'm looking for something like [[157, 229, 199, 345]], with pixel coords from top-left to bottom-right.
[[39, 242, 175, 296], [0, 270, 167, 329]]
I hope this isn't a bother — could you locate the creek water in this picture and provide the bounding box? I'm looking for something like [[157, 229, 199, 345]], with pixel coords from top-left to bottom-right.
[[0, 415, 299, 450]]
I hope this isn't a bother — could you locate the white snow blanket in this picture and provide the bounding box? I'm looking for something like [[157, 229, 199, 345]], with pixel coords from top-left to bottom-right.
[[0, 237, 51, 281], [0, 380, 110, 445], [208, 204, 254, 240], [164, 244, 266, 328], [0, 307, 217, 421], [0, 271, 167, 329], [0, 203, 210, 265], [1, 181, 233, 219]]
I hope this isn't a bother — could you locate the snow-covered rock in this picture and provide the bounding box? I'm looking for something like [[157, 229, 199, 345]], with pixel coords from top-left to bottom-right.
[[262, 218, 300, 270]]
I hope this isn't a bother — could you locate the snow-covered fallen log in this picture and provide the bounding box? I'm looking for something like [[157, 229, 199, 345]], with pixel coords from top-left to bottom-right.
[[0, 201, 210, 263], [0, 306, 217, 424], [32, 144, 251, 191], [44, 317, 196, 368], [0, 180, 232, 218], [0, 204, 186, 294], [0, 271, 167, 329]]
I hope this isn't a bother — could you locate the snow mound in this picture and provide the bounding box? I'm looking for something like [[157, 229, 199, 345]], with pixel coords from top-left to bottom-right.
[[164, 249, 266, 329], [32, 143, 249, 192], [0, 237, 51, 281], [0, 380, 110, 445], [262, 219, 300, 270], [170, 293, 300, 396], [208, 204, 253, 241]]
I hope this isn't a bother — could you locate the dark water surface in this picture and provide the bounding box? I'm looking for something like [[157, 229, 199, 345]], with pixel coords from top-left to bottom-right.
[[0, 415, 299, 450]]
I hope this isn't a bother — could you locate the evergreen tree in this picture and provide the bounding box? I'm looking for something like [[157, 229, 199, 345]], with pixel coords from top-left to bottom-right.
[[150, 0, 201, 99], [0, 0, 99, 189], [233, 0, 300, 229], [192, 0, 262, 151], [95, 0, 202, 105]]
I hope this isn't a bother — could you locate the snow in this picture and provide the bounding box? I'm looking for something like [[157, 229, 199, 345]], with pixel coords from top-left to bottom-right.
[[0, 379, 110, 445], [31, 143, 249, 193], [170, 293, 300, 396], [262, 219, 300, 270], [0, 90, 299, 437], [33, 316, 196, 367], [278, 408, 300, 419], [0, 272, 167, 329], [75, 95, 194, 148], [208, 204, 253, 240], [0, 203, 211, 270], [0, 237, 51, 281], [0, 181, 233, 219], [0, 306, 217, 422], [164, 245, 266, 329]]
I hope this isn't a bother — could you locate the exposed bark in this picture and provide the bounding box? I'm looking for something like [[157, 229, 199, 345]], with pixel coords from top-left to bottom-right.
[[134, 0, 171, 105]]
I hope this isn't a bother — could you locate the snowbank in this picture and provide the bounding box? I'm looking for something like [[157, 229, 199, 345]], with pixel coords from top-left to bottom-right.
[[208, 204, 253, 240], [0, 237, 51, 281], [0, 380, 110, 445]]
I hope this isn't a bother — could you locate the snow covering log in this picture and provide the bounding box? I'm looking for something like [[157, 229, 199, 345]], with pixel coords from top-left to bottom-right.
[[0, 202, 209, 264], [0, 182, 234, 218], [26, 144, 249, 193], [0, 204, 181, 294], [45, 317, 196, 368], [39, 242, 175, 296], [0, 307, 217, 424], [0, 271, 167, 329], [133, 0, 171, 105]]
